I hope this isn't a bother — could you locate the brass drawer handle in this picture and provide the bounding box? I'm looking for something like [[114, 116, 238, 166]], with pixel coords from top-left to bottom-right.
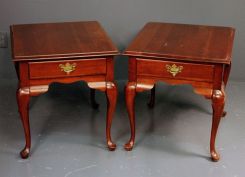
[[166, 64, 183, 77], [59, 63, 77, 74]]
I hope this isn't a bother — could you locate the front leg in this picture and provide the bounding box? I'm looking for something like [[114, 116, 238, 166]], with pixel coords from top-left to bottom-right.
[[124, 82, 136, 151], [17, 87, 30, 159], [87, 81, 118, 150], [124, 81, 155, 151], [210, 90, 225, 161], [105, 82, 117, 150]]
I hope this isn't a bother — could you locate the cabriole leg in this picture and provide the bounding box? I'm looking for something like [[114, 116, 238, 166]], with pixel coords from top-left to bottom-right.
[[17, 88, 30, 159], [210, 89, 225, 161], [124, 82, 136, 151], [105, 82, 117, 150]]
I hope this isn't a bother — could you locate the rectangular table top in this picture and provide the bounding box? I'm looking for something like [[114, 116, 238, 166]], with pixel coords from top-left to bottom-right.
[[125, 22, 235, 64], [11, 21, 118, 61]]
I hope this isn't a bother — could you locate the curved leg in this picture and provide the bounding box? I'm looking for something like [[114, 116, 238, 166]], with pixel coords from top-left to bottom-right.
[[148, 85, 155, 108], [210, 90, 225, 161], [124, 82, 136, 151], [90, 89, 99, 109], [17, 88, 30, 159], [105, 82, 117, 151]]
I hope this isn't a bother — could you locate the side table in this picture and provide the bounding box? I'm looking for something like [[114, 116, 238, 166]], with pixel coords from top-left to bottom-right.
[[124, 22, 235, 161], [10, 21, 119, 158]]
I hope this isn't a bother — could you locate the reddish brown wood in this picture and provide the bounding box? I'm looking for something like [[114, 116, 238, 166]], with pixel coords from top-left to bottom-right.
[[11, 21, 118, 61], [124, 81, 156, 151], [106, 57, 115, 81], [29, 58, 106, 79], [210, 88, 225, 161], [137, 77, 214, 98], [29, 75, 106, 87], [124, 82, 136, 150], [128, 57, 137, 81], [11, 21, 119, 158], [106, 82, 117, 150], [124, 22, 235, 161], [137, 59, 215, 82], [104, 57, 117, 150], [125, 22, 235, 64], [17, 87, 30, 159]]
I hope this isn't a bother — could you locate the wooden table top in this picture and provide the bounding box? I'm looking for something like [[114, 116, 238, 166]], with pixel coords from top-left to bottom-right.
[[125, 22, 235, 64], [11, 21, 118, 61]]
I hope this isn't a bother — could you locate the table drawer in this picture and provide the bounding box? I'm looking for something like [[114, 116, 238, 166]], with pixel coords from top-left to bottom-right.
[[137, 59, 214, 82], [29, 58, 106, 79]]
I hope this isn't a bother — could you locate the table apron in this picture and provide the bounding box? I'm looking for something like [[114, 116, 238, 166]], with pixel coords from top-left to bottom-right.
[[136, 58, 215, 82]]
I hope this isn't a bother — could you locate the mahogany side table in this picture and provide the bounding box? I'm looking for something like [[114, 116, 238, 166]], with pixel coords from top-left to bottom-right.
[[124, 22, 235, 161], [10, 21, 119, 158]]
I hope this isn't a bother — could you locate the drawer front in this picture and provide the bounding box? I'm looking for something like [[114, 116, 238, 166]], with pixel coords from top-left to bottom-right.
[[137, 59, 214, 82], [29, 58, 106, 79]]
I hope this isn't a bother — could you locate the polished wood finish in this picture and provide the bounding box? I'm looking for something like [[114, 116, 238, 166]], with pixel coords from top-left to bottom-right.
[[11, 21, 118, 61], [124, 82, 136, 151], [125, 22, 235, 64], [29, 58, 106, 79], [124, 22, 235, 161], [137, 59, 215, 82], [17, 87, 30, 158], [11, 21, 119, 158]]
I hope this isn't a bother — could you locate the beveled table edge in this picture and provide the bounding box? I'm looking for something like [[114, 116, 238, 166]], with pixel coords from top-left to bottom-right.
[[123, 52, 232, 64]]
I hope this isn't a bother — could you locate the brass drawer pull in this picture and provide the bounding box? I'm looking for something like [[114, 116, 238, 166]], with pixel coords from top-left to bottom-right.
[[59, 63, 77, 74], [166, 64, 183, 77]]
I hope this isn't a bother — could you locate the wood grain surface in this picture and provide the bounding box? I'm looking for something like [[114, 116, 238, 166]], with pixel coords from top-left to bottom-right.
[[125, 22, 235, 64], [11, 21, 118, 61]]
